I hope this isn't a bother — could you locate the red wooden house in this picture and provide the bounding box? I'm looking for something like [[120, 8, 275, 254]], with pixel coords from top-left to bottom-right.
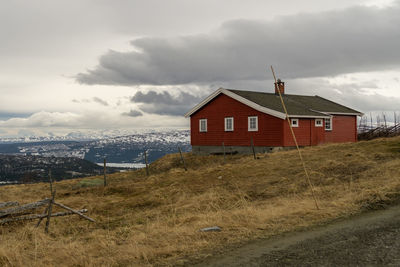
[[185, 80, 363, 154]]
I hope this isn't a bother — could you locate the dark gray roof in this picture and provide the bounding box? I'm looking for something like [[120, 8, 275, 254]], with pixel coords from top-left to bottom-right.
[[227, 89, 362, 116]]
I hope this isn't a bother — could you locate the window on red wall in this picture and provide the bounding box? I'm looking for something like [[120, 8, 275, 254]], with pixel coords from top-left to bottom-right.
[[315, 119, 323, 127], [199, 119, 207, 132], [291, 118, 299, 127], [225, 117, 234, 131], [325, 117, 332, 131], [248, 116, 258, 131]]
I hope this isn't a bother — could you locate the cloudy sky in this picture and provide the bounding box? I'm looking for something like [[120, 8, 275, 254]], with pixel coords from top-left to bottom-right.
[[0, 0, 399, 137]]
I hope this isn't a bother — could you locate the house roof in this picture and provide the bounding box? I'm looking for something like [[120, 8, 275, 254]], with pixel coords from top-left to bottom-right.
[[185, 88, 363, 119]]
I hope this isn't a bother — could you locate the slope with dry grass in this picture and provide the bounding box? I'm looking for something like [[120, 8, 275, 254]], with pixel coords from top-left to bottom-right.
[[1, 137, 400, 266]]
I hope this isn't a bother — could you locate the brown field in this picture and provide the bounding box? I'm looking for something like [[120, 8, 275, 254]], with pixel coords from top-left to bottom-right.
[[1, 137, 400, 266]]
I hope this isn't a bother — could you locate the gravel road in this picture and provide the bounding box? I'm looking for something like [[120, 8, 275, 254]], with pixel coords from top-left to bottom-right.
[[194, 205, 400, 266]]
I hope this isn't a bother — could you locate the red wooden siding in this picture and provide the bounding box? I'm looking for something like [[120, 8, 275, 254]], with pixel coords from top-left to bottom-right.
[[191, 94, 285, 147], [190, 94, 358, 148], [324, 115, 357, 143], [283, 119, 325, 147]]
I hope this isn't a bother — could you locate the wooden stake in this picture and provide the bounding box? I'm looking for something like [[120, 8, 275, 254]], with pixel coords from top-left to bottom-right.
[[103, 158, 107, 187], [271, 66, 319, 210], [144, 150, 149, 176], [49, 170, 53, 194], [45, 171, 55, 233], [178, 147, 187, 171], [251, 137, 256, 159], [370, 113, 373, 129], [222, 142, 226, 164], [36, 205, 49, 227], [383, 113, 387, 130], [45, 189, 56, 233]]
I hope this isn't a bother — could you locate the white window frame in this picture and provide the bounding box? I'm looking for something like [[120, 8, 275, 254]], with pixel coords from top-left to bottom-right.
[[291, 118, 299, 128], [248, 116, 258, 131], [199, 119, 207, 132], [325, 117, 332, 131], [315, 119, 323, 127], [224, 117, 234, 131]]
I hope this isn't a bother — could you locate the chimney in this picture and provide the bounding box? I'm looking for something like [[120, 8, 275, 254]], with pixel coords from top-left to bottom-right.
[[274, 79, 285, 95]]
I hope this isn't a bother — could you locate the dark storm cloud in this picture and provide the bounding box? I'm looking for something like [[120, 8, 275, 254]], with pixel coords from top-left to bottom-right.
[[121, 109, 143, 117], [130, 90, 202, 116], [76, 2, 400, 86]]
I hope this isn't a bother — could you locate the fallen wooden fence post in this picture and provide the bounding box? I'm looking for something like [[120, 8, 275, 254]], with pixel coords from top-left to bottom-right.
[[0, 202, 19, 209], [1, 209, 88, 225], [178, 147, 187, 171], [0, 199, 50, 218], [53, 202, 95, 222]]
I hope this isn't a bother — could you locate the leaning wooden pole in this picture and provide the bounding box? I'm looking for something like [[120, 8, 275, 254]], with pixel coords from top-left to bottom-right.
[[271, 66, 319, 210]]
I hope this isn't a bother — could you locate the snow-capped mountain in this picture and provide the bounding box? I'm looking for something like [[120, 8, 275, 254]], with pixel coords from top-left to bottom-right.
[[0, 129, 191, 164]]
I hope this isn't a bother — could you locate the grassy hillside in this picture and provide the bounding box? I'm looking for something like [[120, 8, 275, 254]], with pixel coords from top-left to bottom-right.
[[1, 137, 400, 266]]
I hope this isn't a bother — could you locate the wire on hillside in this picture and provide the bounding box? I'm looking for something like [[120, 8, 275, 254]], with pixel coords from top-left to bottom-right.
[[270, 66, 320, 210]]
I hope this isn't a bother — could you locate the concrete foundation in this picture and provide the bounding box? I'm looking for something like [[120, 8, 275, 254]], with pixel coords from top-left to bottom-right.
[[191, 145, 293, 155]]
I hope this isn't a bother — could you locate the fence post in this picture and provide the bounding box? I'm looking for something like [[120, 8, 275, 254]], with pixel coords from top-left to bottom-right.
[[144, 150, 149, 176], [45, 171, 55, 233], [178, 147, 187, 171], [251, 137, 256, 159], [222, 142, 226, 164], [103, 158, 107, 187]]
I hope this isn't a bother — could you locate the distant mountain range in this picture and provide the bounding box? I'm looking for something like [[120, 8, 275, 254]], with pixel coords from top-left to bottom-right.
[[0, 129, 191, 183], [0, 130, 191, 164], [0, 154, 112, 184]]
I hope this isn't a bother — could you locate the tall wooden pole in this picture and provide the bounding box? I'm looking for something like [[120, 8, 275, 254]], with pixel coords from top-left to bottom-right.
[[271, 66, 319, 210]]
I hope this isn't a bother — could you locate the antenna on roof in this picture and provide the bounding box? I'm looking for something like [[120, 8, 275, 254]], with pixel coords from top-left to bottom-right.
[[270, 66, 319, 210]]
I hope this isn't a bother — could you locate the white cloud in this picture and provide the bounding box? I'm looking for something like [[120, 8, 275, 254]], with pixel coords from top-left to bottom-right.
[[0, 110, 188, 133]]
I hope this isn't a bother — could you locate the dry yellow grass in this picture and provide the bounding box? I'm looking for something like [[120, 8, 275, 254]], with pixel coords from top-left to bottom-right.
[[1, 137, 400, 266]]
